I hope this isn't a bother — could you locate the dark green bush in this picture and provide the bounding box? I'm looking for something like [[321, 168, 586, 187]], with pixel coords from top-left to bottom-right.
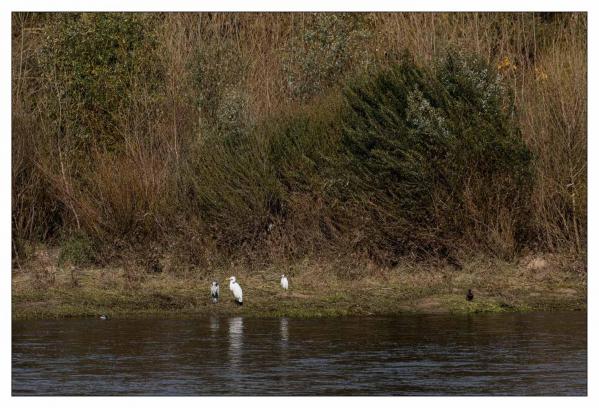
[[58, 232, 97, 266], [266, 96, 342, 193], [184, 127, 280, 250], [341, 51, 533, 257]]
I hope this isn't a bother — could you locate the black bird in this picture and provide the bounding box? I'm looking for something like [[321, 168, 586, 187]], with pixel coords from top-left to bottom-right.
[[466, 289, 474, 302]]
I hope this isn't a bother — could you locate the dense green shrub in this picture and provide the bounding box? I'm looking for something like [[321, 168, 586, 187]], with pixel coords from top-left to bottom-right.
[[341, 51, 533, 257], [185, 127, 280, 250], [266, 96, 342, 193], [39, 13, 161, 150]]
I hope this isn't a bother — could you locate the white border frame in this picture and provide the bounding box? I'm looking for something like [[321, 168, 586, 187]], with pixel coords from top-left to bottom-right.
[[1, 1, 594, 407]]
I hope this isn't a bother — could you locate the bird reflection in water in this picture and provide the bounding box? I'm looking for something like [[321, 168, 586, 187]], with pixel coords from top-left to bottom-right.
[[209, 316, 220, 336], [228, 317, 244, 369], [280, 317, 289, 361], [280, 317, 289, 343]]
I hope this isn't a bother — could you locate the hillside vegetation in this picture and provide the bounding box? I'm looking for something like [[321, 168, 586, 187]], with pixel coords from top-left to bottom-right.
[[12, 13, 586, 273]]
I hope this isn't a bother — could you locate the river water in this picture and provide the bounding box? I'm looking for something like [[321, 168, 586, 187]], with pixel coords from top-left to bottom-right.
[[12, 311, 586, 396]]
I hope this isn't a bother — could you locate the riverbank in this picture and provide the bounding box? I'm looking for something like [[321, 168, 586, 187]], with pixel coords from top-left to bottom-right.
[[12, 248, 586, 320]]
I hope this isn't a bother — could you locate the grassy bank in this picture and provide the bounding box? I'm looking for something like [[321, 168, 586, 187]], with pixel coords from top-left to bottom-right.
[[12, 248, 586, 320]]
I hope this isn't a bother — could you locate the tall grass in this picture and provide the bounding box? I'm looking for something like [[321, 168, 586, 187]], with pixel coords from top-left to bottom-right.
[[12, 12, 587, 267]]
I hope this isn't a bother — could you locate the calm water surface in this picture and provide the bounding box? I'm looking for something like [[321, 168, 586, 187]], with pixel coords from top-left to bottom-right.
[[12, 312, 586, 395]]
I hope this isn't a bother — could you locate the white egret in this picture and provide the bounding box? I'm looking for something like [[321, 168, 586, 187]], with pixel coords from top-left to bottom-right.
[[210, 281, 219, 303], [280, 274, 289, 290], [228, 276, 243, 305]]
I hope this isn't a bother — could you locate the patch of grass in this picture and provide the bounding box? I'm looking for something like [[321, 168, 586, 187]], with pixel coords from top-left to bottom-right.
[[323, 292, 349, 303], [58, 233, 97, 267], [12, 252, 586, 320], [436, 294, 511, 314]]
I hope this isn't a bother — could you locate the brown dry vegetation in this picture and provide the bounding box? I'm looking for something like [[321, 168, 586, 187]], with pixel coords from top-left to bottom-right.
[[12, 13, 586, 300]]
